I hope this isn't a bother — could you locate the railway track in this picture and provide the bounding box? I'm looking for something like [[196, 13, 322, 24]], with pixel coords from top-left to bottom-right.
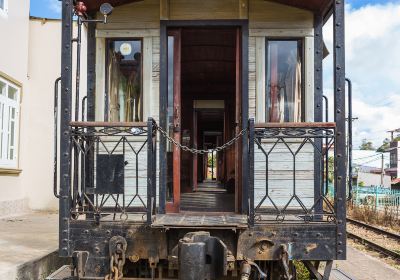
[[347, 218, 400, 260]]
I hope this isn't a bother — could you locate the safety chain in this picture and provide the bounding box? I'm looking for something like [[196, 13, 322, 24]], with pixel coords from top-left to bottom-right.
[[105, 243, 126, 280], [156, 124, 247, 155]]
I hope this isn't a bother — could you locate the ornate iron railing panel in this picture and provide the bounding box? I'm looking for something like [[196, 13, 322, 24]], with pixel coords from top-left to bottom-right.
[[68, 119, 157, 224], [249, 122, 336, 224]]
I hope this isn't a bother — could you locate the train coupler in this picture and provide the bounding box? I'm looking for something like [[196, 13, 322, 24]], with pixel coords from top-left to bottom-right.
[[175, 231, 232, 280]]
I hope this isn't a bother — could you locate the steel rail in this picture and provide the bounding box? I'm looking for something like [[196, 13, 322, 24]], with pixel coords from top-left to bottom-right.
[[347, 217, 400, 241], [347, 232, 400, 260]]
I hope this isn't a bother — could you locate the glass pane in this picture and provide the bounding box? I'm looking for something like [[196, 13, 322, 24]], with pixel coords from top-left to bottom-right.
[[0, 80, 5, 96], [10, 121, 14, 146], [107, 40, 142, 122], [266, 40, 302, 122], [8, 86, 18, 101], [0, 0, 4, 10]]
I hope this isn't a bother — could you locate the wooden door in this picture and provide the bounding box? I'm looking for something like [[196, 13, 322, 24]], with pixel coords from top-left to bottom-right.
[[192, 110, 198, 192], [235, 28, 242, 212], [166, 29, 181, 213]]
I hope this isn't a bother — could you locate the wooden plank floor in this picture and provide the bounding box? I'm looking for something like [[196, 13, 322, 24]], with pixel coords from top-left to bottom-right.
[[153, 181, 247, 228], [180, 181, 235, 212], [152, 213, 248, 229]]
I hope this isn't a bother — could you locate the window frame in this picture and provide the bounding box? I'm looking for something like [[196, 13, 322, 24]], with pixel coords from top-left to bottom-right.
[[0, 75, 21, 169], [0, 0, 8, 17], [104, 37, 144, 122], [264, 37, 306, 123]]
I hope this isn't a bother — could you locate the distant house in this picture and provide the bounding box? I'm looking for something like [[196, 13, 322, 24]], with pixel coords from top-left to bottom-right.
[[353, 166, 392, 188], [387, 137, 400, 189], [386, 140, 399, 179], [351, 150, 391, 188]]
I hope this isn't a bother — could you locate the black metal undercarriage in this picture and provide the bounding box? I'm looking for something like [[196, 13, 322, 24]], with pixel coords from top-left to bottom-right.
[[52, 221, 338, 279], [51, 1, 348, 279]]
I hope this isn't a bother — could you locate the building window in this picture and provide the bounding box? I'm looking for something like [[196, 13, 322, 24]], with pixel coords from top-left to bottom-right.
[[0, 77, 20, 168], [0, 0, 8, 16], [265, 39, 303, 122], [391, 152, 397, 167], [106, 39, 143, 122]]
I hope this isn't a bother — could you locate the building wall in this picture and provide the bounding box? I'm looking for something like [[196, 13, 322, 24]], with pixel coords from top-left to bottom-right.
[[24, 19, 87, 211], [0, 12, 88, 215], [0, 0, 30, 216], [357, 172, 391, 188], [23, 19, 61, 211]]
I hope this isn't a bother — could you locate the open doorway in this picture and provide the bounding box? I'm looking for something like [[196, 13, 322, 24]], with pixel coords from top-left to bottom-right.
[[166, 27, 241, 213]]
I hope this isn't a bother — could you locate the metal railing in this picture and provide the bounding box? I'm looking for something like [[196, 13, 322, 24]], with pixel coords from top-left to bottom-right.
[[67, 118, 157, 224], [353, 186, 400, 211], [248, 121, 337, 225], [55, 116, 344, 226]]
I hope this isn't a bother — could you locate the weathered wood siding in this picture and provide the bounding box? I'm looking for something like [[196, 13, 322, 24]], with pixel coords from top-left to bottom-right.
[[96, 0, 160, 29], [94, 0, 316, 209], [169, 0, 239, 20], [248, 2, 315, 209], [254, 140, 315, 209], [97, 138, 151, 208], [249, 0, 313, 29]]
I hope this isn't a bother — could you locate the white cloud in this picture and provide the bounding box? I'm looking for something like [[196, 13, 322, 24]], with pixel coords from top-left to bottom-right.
[[323, 2, 400, 148], [48, 0, 61, 14]]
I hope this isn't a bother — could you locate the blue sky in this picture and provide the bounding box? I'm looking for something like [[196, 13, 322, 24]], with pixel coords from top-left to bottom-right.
[[30, 0, 400, 148], [30, 0, 393, 19], [30, 0, 61, 19]]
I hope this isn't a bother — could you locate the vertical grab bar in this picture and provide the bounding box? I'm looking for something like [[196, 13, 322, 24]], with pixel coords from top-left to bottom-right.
[[322, 95, 329, 196], [81, 96, 87, 122], [346, 78, 353, 200], [54, 77, 62, 198], [248, 119, 255, 226]]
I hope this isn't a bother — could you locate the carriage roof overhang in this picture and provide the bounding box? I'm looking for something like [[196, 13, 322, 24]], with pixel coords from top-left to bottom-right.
[[81, 0, 334, 19]]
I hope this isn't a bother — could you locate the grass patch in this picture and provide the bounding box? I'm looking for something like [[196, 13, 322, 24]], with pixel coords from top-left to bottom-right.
[[294, 261, 310, 280], [349, 203, 400, 231]]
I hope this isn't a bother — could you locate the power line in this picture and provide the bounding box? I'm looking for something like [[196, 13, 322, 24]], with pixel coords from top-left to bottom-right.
[[353, 153, 389, 161]]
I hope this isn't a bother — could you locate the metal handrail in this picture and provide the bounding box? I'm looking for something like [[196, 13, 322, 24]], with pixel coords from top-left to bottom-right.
[[346, 78, 353, 200], [53, 77, 61, 199]]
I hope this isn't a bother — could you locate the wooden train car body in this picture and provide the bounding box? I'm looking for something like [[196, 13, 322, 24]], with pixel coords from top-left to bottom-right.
[[51, 0, 347, 279]]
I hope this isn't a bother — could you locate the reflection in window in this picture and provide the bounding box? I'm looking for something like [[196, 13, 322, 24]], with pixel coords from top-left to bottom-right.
[[266, 40, 303, 123], [107, 39, 142, 122]]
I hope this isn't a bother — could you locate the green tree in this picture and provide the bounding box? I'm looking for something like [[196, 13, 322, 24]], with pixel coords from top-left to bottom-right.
[[327, 156, 334, 183], [376, 138, 391, 152], [359, 139, 375, 150]]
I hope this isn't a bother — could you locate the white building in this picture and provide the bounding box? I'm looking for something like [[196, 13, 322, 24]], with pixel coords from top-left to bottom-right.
[[0, 0, 86, 216]]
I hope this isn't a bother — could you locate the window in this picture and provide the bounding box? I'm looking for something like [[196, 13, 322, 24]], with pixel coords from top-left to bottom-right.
[[0, 77, 20, 168], [266, 39, 303, 122], [390, 152, 397, 167], [106, 39, 143, 122], [0, 0, 8, 16]]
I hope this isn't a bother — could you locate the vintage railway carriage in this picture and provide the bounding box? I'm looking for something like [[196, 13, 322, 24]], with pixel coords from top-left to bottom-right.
[[51, 0, 347, 279]]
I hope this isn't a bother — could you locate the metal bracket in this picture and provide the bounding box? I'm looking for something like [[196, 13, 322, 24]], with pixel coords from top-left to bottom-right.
[[303, 260, 333, 280], [72, 251, 89, 278]]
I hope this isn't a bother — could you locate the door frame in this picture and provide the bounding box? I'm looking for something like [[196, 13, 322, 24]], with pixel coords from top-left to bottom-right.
[[159, 20, 249, 214]]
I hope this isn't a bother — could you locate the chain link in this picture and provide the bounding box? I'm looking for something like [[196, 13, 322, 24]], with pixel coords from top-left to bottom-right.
[[156, 124, 247, 155]]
